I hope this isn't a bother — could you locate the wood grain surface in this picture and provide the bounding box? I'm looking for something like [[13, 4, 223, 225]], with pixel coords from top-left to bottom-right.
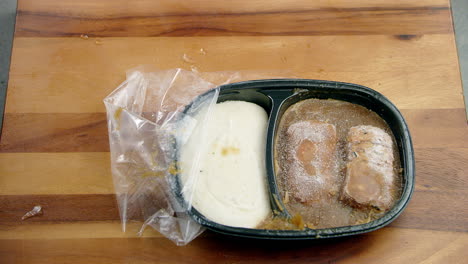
[[15, 0, 452, 37], [1, 0, 467, 263]]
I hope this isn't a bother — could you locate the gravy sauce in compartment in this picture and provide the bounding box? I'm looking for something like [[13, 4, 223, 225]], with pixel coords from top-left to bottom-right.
[[262, 98, 402, 230]]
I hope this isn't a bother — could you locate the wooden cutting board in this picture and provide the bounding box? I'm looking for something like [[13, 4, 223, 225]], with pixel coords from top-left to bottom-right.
[[1, 0, 467, 263]]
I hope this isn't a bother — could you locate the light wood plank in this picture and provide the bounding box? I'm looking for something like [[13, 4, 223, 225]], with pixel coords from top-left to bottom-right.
[[419, 235, 468, 264], [0, 113, 108, 152], [0, 148, 466, 195], [6, 36, 463, 114], [337, 229, 468, 264], [1, 109, 466, 152], [0, 222, 163, 240], [0, 228, 466, 264], [2, 147, 465, 190], [0, 153, 113, 195], [404, 109, 468, 148]]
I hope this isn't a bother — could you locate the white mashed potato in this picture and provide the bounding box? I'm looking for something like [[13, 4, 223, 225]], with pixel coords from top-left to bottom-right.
[[180, 101, 271, 228]]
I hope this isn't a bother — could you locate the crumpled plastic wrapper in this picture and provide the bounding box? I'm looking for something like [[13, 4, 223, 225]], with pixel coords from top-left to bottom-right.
[[104, 66, 292, 245]]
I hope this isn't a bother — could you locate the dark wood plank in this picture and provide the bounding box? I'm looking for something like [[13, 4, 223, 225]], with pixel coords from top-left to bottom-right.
[[1, 109, 466, 152], [15, 2, 452, 37], [0, 194, 119, 223], [390, 190, 467, 232], [0, 113, 108, 152], [415, 148, 468, 192]]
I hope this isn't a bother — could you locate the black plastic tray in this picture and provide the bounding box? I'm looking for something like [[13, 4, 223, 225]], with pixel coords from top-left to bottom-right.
[[175, 79, 415, 240]]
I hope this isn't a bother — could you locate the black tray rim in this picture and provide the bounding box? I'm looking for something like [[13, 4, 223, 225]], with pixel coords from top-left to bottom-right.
[[174, 78, 415, 240]]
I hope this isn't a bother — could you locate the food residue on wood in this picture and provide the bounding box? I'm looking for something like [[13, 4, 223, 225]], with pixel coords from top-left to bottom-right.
[[182, 54, 195, 63], [190, 65, 199, 73], [22, 206, 43, 220]]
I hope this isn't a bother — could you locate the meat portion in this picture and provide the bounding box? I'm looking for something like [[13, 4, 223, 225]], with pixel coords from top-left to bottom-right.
[[284, 121, 337, 204], [342, 126, 395, 211]]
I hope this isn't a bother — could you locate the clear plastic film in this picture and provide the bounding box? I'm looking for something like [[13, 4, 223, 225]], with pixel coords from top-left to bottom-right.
[[104, 66, 293, 245]]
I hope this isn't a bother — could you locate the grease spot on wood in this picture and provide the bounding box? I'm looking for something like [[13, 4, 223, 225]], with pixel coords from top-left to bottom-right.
[[394, 34, 422, 41]]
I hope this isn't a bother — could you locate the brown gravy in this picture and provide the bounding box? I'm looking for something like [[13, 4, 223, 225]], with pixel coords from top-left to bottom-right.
[[259, 99, 401, 230]]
